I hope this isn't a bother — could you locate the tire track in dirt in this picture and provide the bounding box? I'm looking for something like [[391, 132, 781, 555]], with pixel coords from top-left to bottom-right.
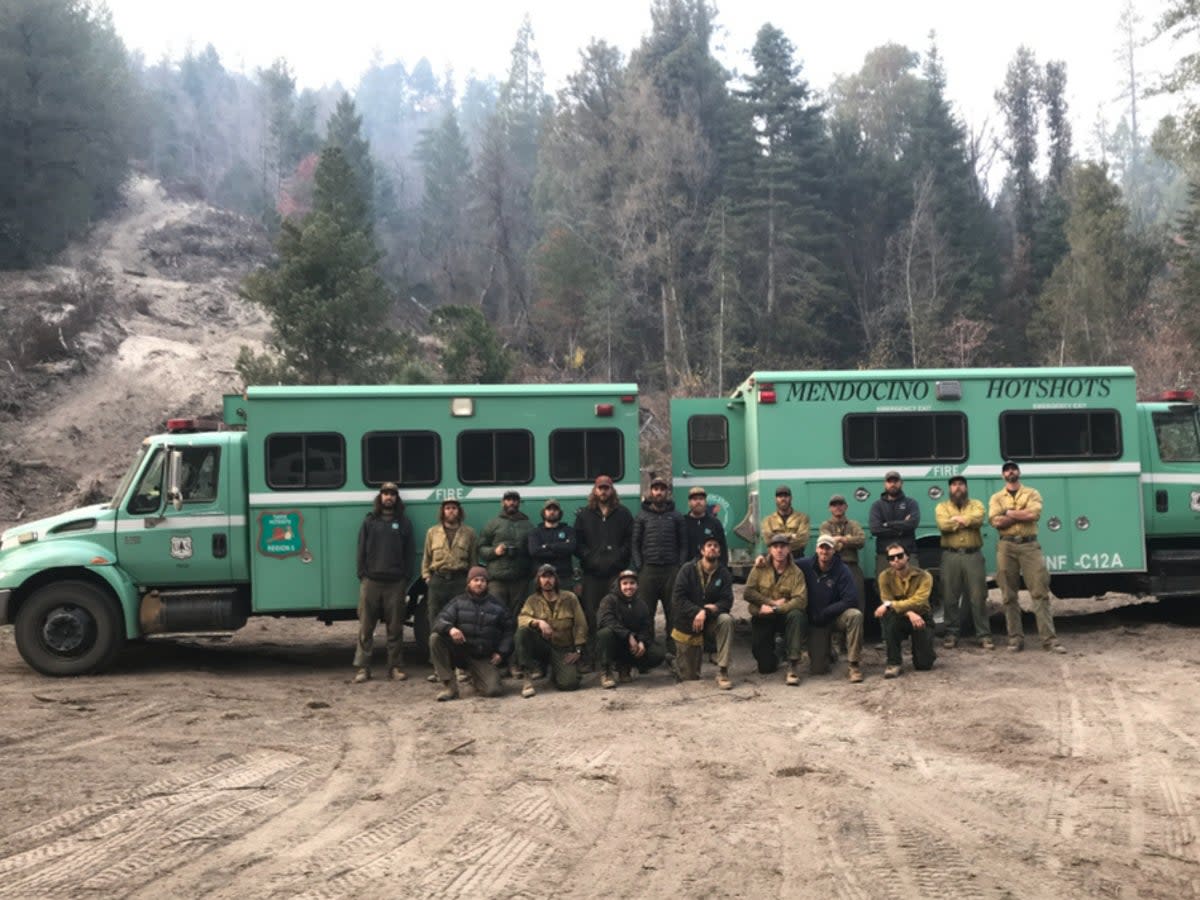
[[1108, 682, 1148, 855], [0, 750, 305, 897]]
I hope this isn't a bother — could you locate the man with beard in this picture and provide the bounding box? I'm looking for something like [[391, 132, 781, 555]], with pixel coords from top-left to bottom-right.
[[430, 566, 513, 701], [760, 485, 810, 558], [875, 542, 935, 678], [989, 461, 1065, 654], [683, 486, 727, 567], [869, 472, 920, 580], [574, 475, 634, 665], [352, 482, 414, 683], [632, 475, 686, 650], [596, 569, 665, 688], [516, 564, 588, 697], [421, 498, 478, 681], [744, 533, 808, 685], [478, 490, 534, 621], [935, 475, 993, 650], [527, 498, 577, 586], [670, 537, 735, 689]]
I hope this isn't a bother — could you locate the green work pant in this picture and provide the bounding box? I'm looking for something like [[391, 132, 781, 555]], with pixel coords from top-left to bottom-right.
[[426, 571, 467, 631], [352, 578, 406, 669], [428, 634, 502, 696], [579, 574, 615, 661], [636, 564, 678, 641], [490, 577, 530, 622], [514, 628, 581, 691], [749, 608, 808, 674], [827, 607, 864, 665], [880, 610, 936, 669], [996, 539, 1056, 644], [941, 549, 990, 639], [674, 612, 733, 679], [596, 627, 666, 672], [846, 562, 865, 613]]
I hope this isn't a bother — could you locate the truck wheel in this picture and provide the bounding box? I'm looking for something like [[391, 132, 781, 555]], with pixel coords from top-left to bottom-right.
[[14, 581, 124, 676]]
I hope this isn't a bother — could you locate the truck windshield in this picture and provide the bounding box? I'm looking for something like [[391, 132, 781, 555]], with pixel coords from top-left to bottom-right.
[[1153, 409, 1200, 462], [107, 444, 150, 509]]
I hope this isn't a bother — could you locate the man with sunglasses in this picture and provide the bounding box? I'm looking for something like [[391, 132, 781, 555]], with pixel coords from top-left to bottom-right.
[[353, 482, 415, 683], [874, 542, 935, 677]]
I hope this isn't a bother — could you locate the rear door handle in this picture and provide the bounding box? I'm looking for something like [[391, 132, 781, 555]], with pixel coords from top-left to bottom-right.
[[213, 533, 228, 558], [1156, 489, 1168, 513]]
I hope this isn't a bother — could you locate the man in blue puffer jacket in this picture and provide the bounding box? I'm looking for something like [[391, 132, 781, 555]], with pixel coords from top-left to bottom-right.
[[798, 536, 865, 684]]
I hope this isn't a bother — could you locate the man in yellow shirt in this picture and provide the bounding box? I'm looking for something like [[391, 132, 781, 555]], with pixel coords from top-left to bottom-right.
[[760, 485, 810, 558], [988, 461, 1065, 654], [934, 475, 993, 650], [874, 543, 935, 677]]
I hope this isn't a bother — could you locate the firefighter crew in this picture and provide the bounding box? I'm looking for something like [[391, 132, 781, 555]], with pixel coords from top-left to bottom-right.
[[760, 485, 810, 558], [421, 498, 478, 682], [596, 569, 665, 688], [429, 566, 513, 701], [516, 564, 588, 697], [670, 537, 735, 689], [352, 482, 415, 683], [989, 461, 1066, 654], [818, 494, 867, 612], [935, 475, 993, 650]]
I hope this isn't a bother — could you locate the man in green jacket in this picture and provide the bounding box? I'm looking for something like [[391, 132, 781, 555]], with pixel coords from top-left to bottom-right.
[[479, 490, 534, 621], [875, 542, 936, 677], [744, 533, 808, 685], [515, 564, 588, 697]]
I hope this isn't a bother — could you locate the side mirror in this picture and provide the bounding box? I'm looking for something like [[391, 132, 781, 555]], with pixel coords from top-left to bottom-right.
[[166, 449, 183, 511]]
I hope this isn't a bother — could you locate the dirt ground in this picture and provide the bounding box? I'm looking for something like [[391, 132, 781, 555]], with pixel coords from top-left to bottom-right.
[[1, 589, 1198, 900]]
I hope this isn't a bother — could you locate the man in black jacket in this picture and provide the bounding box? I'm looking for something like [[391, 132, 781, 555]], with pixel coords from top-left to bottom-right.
[[430, 566, 514, 701], [574, 474, 634, 663], [527, 499, 577, 586], [868, 471, 921, 580], [597, 570, 665, 688], [798, 536, 865, 683], [632, 476, 686, 648], [683, 486, 728, 567], [671, 537, 735, 689], [353, 482, 414, 684]]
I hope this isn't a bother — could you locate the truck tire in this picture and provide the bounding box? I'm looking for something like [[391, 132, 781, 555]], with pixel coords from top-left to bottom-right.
[[14, 581, 124, 676]]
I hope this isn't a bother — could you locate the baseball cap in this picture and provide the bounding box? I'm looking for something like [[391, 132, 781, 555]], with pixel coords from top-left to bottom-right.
[[441, 497, 462, 507], [543, 498, 561, 510], [594, 475, 614, 488], [536, 563, 557, 577], [816, 534, 837, 549], [618, 568, 638, 581], [768, 532, 791, 546], [775, 485, 791, 496], [828, 494, 846, 505], [379, 482, 399, 493], [650, 475, 669, 488], [688, 486, 707, 498], [1002, 460, 1020, 473], [502, 489, 521, 501], [948, 474, 967, 485], [884, 470, 902, 481]]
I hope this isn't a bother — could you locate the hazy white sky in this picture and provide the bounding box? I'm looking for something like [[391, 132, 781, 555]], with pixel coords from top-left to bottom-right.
[[108, 0, 1183, 153]]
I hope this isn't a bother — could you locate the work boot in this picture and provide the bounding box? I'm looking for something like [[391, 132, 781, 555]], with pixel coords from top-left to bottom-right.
[[980, 637, 995, 650], [456, 668, 470, 683], [674, 645, 702, 681], [785, 661, 800, 687], [942, 635, 958, 649], [716, 667, 733, 690], [388, 667, 407, 681], [426, 673, 439, 683], [530, 667, 547, 682], [436, 680, 459, 702], [848, 663, 864, 684], [884, 664, 901, 679], [798, 649, 811, 670], [600, 668, 617, 689], [1007, 638, 1024, 653], [521, 679, 536, 699], [509, 664, 524, 680], [1045, 641, 1067, 654], [353, 668, 370, 684], [617, 666, 632, 683]]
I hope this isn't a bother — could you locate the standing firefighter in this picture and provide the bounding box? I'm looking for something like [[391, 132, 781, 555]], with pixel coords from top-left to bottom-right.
[[574, 475, 634, 665], [421, 499, 478, 682], [352, 482, 414, 683], [935, 475, 993, 650], [479, 490, 534, 621], [633, 475, 686, 650]]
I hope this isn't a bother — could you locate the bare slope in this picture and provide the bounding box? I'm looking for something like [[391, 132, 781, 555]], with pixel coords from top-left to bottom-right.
[[0, 175, 271, 530]]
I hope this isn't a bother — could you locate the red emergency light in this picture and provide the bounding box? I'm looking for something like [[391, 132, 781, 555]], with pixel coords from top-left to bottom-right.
[[1160, 390, 1196, 402], [166, 418, 198, 433], [758, 383, 777, 404], [595, 403, 615, 417]]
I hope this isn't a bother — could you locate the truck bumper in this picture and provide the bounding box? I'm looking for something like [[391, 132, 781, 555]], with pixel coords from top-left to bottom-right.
[[0, 589, 10, 625]]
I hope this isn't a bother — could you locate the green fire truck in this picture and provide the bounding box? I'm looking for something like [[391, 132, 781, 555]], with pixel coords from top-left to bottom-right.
[[670, 367, 1200, 599], [0, 384, 639, 675]]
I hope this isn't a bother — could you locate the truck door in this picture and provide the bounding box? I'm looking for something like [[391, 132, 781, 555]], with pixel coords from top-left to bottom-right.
[[670, 398, 750, 568], [1144, 403, 1200, 538], [116, 444, 233, 586]]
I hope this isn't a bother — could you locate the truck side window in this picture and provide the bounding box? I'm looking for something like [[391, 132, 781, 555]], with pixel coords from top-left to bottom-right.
[[1000, 411, 1121, 460], [688, 415, 729, 468], [266, 433, 346, 489], [458, 430, 533, 484], [363, 431, 441, 486], [1152, 411, 1200, 462], [127, 450, 165, 515], [550, 429, 624, 482], [179, 447, 220, 503], [843, 413, 967, 463]]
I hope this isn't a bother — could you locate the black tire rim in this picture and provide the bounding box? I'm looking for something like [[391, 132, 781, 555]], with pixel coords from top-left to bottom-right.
[[40, 604, 98, 657]]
